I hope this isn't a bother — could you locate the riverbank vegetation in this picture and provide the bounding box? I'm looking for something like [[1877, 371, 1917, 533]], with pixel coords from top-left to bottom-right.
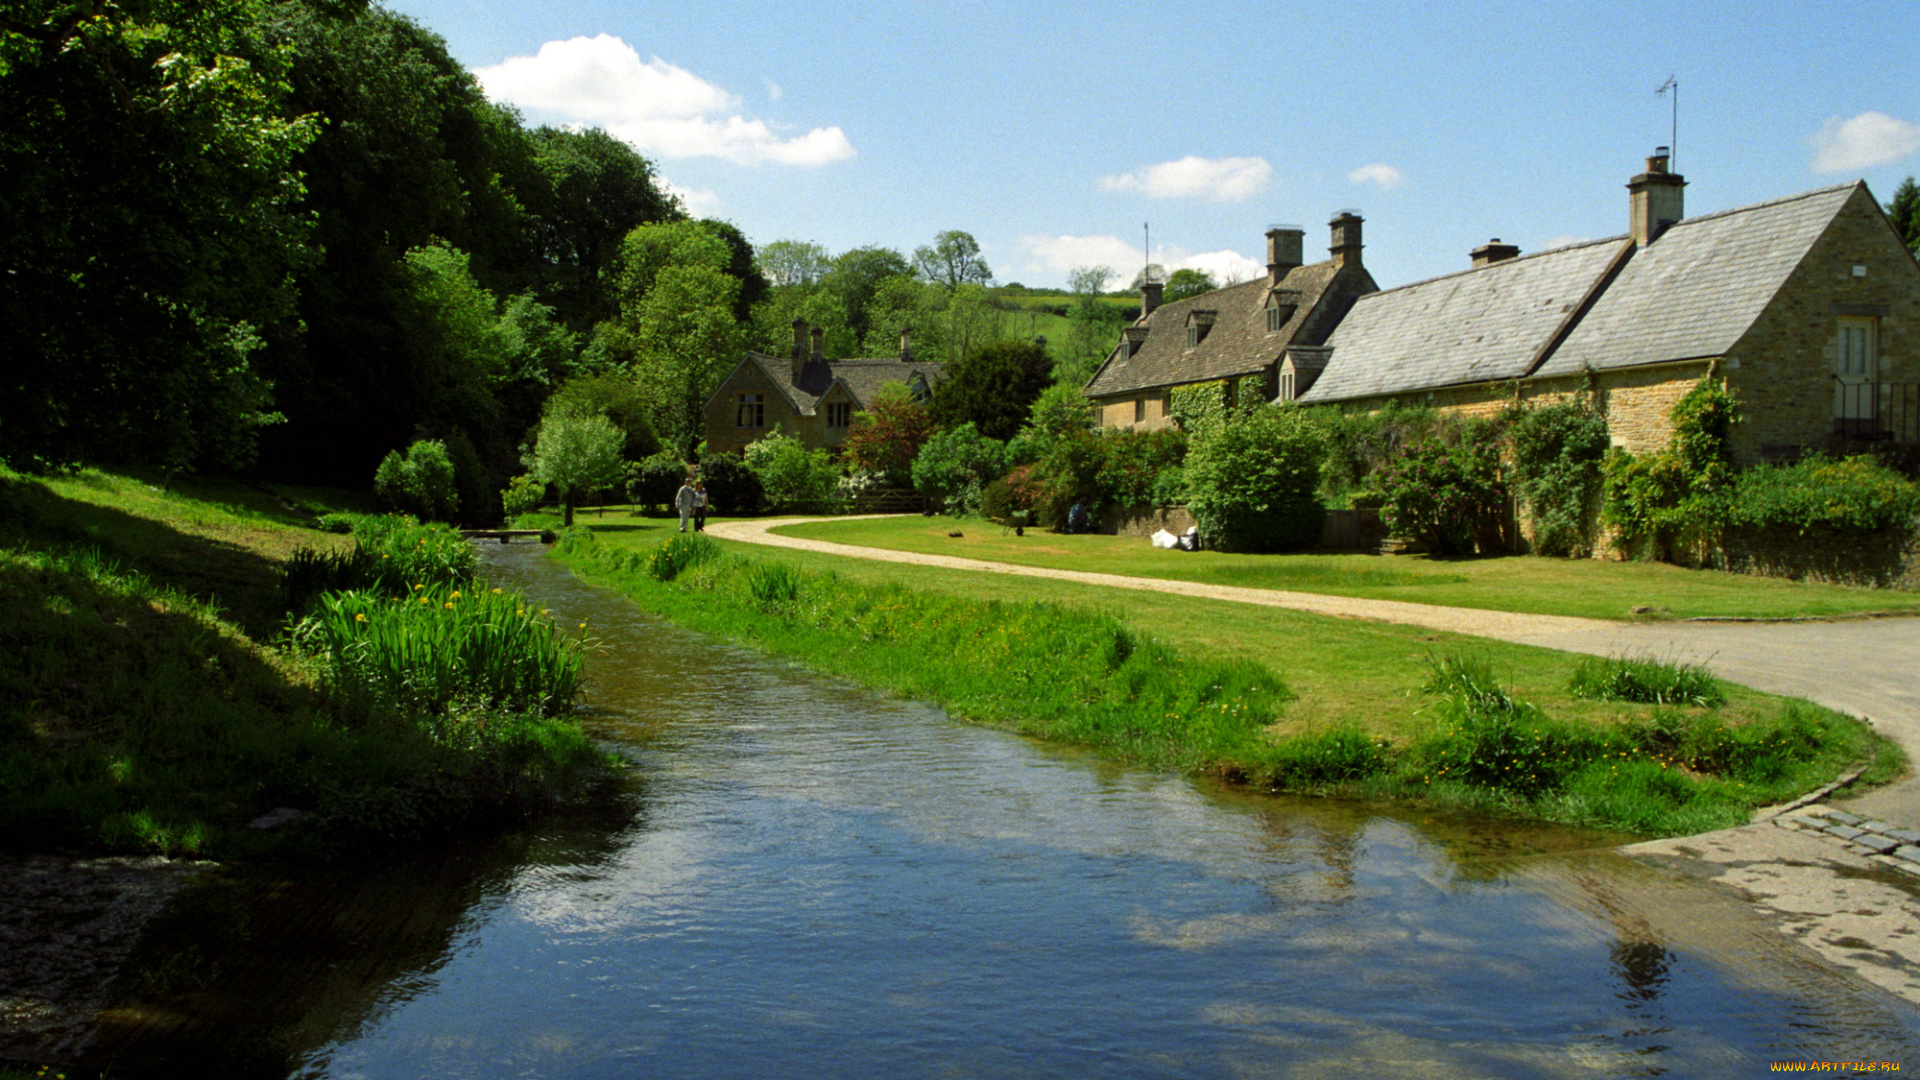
[[557, 527, 1900, 837], [0, 469, 609, 860]]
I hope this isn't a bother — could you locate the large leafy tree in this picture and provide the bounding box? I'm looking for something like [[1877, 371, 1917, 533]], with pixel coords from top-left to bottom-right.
[[602, 221, 747, 457], [757, 239, 831, 288], [931, 338, 1052, 441], [0, 0, 338, 471], [1163, 268, 1219, 304], [528, 411, 625, 526], [913, 229, 992, 292]]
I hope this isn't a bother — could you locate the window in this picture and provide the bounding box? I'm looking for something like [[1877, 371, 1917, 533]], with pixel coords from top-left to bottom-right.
[[826, 402, 851, 427], [1279, 371, 1296, 402], [736, 392, 765, 428], [1186, 326, 1200, 348], [1838, 318, 1876, 378], [1267, 305, 1294, 332], [1835, 317, 1878, 428], [1134, 398, 1146, 423]]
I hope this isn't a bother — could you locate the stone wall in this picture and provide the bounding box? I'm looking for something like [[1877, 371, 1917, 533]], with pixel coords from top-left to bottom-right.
[[1679, 524, 1920, 591], [1102, 505, 1195, 537]]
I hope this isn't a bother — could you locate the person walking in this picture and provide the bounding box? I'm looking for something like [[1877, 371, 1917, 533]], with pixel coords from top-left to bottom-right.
[[692, 480, 709, 532], [675, 477, 697, 532]]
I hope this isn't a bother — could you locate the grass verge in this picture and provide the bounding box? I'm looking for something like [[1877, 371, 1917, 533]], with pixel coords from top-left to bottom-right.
[[775, 514, 1920, 621], [0, 468, 612, 860], [557, 528, 1902, 837]]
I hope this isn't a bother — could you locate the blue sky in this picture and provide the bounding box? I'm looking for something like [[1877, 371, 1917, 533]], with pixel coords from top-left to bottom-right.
[[384, 0, 1920, 292]]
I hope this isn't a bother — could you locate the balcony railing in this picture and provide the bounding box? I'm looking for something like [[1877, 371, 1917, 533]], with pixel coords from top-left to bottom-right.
[[1833, 382, 1920, 445]]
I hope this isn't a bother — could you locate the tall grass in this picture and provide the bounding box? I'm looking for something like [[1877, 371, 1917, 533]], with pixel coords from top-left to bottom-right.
[[282, 513, 476, 612], [293, 584, 586, 718], [1568, 654, 1726, 707]]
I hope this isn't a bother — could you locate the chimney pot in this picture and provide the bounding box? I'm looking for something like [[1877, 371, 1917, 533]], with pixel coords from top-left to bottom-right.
[[1140, 280, 1164, 317], [1329, 212, 1364, 268], [1265, 226, 1304, 284], [1628, 147, 1686, 246], [809, 326, 824, 362], [1470, 238, 1521, 267]]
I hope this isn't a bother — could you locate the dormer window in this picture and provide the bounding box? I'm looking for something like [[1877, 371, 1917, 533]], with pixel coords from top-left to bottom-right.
[[1265, 289, 1300, 332], [1185, 310, 1217, 349], [826, 402, 851, 427]]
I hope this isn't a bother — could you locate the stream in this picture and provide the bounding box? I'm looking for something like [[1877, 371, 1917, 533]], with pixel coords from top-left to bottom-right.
[[84, 541, 1920, 1077]]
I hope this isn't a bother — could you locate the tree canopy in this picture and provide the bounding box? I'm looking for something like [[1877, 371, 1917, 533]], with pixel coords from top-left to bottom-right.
[[1889, 177, 1920, 253], [914, 230, 993, 292], [931, 338, 1052, 441]]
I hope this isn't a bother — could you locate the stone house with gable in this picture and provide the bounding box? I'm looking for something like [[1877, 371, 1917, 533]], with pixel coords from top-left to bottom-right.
[[1083, 214, 1379, 429], [702, 321, 944, 457], [1297, 151, 1920, 464]]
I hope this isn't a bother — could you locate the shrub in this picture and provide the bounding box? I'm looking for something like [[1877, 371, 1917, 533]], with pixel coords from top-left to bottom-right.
[[627, 451, 688, 513], [1184, 405, 1327, 552], [1719, 454, 1920, 534], [1311, 401, 1443, 506], [373, 439, 460, 522], [1095, 428, 1188, 507], [911, 423, 1007, 516], [1602, 376, 1742, 549], [1569, 655, 1726, 707], [841, 386, 935, 484], [1506, 400, 1610, 556], [698, 453, 764, 515], [1375, 423, 1506, 556], [501, 474, 546, 518], [743, 431, 842, 512]]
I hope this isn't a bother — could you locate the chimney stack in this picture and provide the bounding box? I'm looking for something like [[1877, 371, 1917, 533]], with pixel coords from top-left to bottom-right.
[[1628, 147, 1685, 246], [1265, 226, 1304, 284], [1140, 279, 1164, 317], [1329, 211, 1363, 268], [809, 326, 825, 363], [791, 318, 809, 383], [1470, 238, 1520, 267], [899, 326, 912, 362]]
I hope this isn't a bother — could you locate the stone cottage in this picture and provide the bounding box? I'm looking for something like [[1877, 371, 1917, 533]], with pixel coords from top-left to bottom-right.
[[1297, 151, 1920, 463], [1083, 215, 1380, 429], [702, 321, 944, 457]]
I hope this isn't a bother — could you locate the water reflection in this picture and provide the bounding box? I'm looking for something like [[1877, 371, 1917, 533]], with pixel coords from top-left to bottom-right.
[[82, 541, 1920, 1077]]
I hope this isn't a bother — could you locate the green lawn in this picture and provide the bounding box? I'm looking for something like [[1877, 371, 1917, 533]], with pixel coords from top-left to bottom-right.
[[773, 514, 1920, 622], [569, 514, 1868, 746]]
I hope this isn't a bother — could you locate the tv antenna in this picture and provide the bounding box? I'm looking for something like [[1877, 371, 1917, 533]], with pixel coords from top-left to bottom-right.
[[1655, 75, 1678, 167], [1143, 221, 1152, 283]]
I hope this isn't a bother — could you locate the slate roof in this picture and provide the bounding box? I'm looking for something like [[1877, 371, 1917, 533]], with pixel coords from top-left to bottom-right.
[[1083, 260, 1343, 398], [1299, 181, 1863, 402], [738, 352, 944, 416], [1534, 182, 1860, 377], [1298, 239, 1629, 403]]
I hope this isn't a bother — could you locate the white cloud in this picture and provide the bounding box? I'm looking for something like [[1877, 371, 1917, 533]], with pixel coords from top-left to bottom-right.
[[1097, 156, 1272, 203], [476, 35, 853, 166], [1346, 163, 1404, 189], [1177, 249, 1265, 285], [1016, 235, 1262, 287], [660, 178, 722, 216], [765, 79, 783, 102], [1811, 111, 1920, 173]]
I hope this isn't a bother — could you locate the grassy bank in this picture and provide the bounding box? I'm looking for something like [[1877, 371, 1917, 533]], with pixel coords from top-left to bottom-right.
[[0, 469, 611, 860], [777, 514, 1920, 621], [557, 526, 1900, 837]]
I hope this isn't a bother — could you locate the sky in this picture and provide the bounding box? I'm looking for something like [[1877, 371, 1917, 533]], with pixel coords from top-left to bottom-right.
[[382, 0, 1920, 292]]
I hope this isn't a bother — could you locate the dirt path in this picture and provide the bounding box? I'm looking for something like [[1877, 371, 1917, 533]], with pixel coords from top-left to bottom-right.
[[708, 516, 1920, 1004]]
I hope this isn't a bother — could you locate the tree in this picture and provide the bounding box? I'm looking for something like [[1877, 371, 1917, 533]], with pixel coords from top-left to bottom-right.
[[913, 230, 992, 292], [606, 220, 746, 456], [528, 412, 625, 526], [526, 125, 679, 329], [1889, 177, 1920, 253], [1072, 266, 1117, 296], [1060, 266, 1125, 386], [374, 438, 459, 521], [822, 245, 913, 343], [0, 0, 326, 472], [931, 338, 1052, 441], [1126, 265, 1166, 290], [842, 383, 936, 483], [758, 239, 832, 288], [1163, 268, 1219, 303]]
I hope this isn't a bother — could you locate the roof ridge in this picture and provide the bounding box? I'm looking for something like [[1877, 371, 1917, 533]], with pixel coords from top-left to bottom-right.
[[1664, 180, 1861, 231], [1357, 237, 1631, 299]]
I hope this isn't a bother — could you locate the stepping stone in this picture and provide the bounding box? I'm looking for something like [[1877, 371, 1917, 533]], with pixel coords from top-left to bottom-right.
[[1857, 834, 1901, 854], [1863, 820, 1896, 834], [1825, 825, 1866, 841], [1826, 810, 1865, 826], [1888, 829, 1920, 845], [1894, 845, 1920, 864]]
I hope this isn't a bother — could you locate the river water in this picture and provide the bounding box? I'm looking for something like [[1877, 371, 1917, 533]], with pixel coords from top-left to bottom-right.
[[91, 542, 1920, 1076]]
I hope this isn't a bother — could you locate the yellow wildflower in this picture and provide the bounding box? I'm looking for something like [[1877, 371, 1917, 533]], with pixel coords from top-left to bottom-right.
[[354, 613, 367, 622], [450, 590, 462, 600]]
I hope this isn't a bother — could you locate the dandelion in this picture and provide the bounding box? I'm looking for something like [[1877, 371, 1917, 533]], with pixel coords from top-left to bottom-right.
[[444, 602, 455, 609], [354, 613, 367, 622]]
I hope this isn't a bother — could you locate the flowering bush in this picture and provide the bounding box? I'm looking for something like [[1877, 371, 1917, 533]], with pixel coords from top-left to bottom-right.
[[1374, 429, 1506, 556], [910, 423, 1007, 515], [743, 431, 841, 511]]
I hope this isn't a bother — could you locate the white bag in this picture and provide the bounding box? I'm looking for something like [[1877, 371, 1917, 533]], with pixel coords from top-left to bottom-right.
[[1150, 528, 1178, 549]]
